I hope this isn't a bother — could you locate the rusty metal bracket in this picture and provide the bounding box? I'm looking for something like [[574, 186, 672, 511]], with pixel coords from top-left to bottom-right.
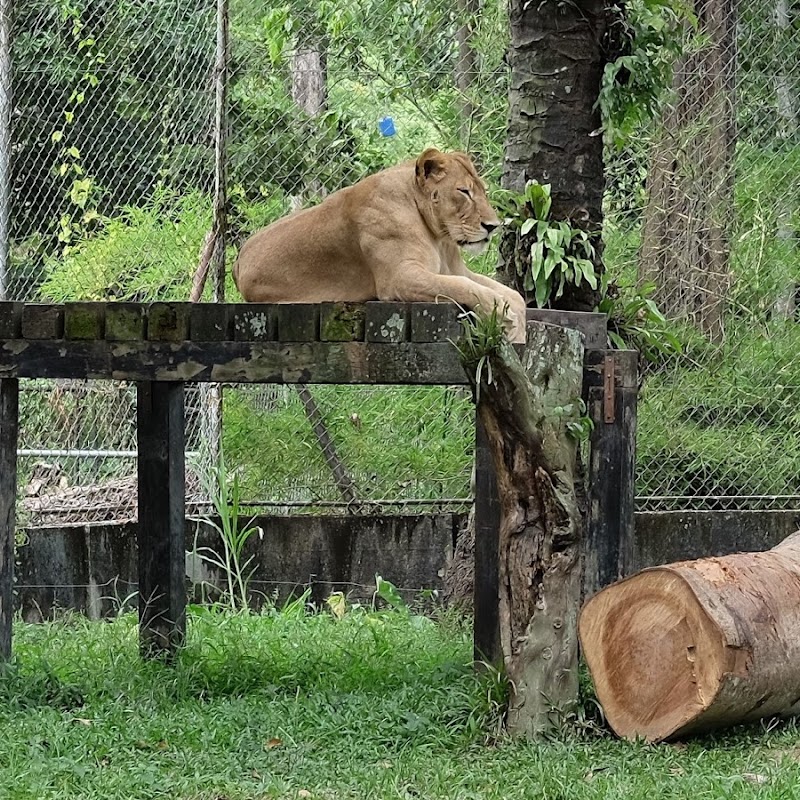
[[603, 353, 616, 423]]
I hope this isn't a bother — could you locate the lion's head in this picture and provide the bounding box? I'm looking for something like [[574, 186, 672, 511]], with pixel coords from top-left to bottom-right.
[[414, 148, 502, 254]]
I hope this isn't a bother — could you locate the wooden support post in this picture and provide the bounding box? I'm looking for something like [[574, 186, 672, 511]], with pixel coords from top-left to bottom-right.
[[473, 312, 609, 667], [585, 350, 638, 596], [463, 321, 585, 736], [137, 382, 186, 658], [473, 417, 501, 665], [0, 378, 18, 660]]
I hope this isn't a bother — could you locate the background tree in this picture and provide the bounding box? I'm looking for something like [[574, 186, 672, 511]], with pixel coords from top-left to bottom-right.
[[498, 0, 618, 312], [639, 0, 737, 341]]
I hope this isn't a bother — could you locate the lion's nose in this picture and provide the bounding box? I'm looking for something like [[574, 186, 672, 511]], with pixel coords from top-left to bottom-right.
[[482, 221, 500, 235]]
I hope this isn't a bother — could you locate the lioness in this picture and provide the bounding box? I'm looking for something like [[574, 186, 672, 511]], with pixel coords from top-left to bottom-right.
[[233, 148, 527, 342]]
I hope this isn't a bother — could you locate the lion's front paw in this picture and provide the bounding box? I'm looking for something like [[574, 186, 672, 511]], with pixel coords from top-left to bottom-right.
[[508, 320, 526, 344], [502, 302, 527, 344]]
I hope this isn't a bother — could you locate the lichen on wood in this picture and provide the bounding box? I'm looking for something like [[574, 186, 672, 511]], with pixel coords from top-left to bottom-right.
[[458, 312, 584, 736]]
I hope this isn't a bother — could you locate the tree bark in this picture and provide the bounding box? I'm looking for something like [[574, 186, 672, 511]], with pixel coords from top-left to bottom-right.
[[499, 0, 610, 311], [639, 0, 736, 342], [774, 0, 797, 140], [290, 37, 327, 209], [461, 320, 584, 736], [579, 530, 800, 742], [455, 0, 479, 146]]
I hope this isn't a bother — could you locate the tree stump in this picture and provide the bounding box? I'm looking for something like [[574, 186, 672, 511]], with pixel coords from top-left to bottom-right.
[[459, 317, 584, 736], [579, 531, 800, 742]]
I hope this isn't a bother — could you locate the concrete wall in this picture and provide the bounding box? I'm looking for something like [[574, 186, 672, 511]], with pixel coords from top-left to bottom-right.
[[16, 514, 463, 621], [15, 510, 800, 620], [630, 509, 800, 572]]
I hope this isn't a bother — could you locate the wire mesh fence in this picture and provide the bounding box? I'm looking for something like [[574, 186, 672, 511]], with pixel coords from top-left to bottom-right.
[[609, 0, 800, 511], [2, 0, 800, 523]]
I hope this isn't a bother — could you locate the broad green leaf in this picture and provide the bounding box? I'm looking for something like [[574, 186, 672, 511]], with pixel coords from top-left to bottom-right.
[[530, 240, 545, 276], [375, 575, 407, 610], [534, 269, 550, 308], [326, 592, 347, 620]]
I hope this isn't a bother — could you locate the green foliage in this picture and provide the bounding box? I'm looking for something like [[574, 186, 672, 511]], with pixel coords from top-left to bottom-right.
[[222, 385, 474, 507], [39, 189, 211, 302], [730, 141, 800, 318], [601, 0, 695, 150], [190, 451, 264, 612], [374, 574, 408, 611], [455, 307, 508, 400], [497, 181, 599, 307], [551, 398, 594, 443], [638, 322, 800, 504], [599, 280, 683, 364], [11, 0, 214, 255], [3, 613, 800, 797]]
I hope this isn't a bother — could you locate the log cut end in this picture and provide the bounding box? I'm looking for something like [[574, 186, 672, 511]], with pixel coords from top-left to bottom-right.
[[579, 569, 731, 742]]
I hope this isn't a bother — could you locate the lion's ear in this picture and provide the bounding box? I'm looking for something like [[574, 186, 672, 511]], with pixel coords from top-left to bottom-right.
[[415, 148, 447, 185]]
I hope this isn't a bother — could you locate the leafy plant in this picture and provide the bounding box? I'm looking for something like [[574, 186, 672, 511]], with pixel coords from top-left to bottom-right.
[[599, 280, 683, 363], [39, 188, 211, 302], [497, 181, 599, 307], [373, 574, 408, 612], [552, 398, 594, 443], [190, 451, 264, 612], [601, 0, 696, 150], [454, 306, 508, 400]]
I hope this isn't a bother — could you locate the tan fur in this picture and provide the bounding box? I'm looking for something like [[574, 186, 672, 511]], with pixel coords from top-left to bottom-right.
[[234, 149, 527, 342]]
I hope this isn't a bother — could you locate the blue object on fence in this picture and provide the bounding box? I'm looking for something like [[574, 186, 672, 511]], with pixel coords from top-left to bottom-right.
[[378, 116, 396, 137]]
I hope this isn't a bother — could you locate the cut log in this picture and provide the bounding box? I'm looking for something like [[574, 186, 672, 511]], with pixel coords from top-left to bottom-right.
[[460, 318, 584, 736], [579, 531, 800, 742]]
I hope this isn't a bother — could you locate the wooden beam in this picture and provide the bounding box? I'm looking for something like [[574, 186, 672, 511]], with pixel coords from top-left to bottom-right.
[[473, 417, 501, 665], [137, 382, 186, 658], [0, 378, 18, 660], [584, 350, 638, 595], [526, 309, 607, 351], [0, 340, 469, 385]]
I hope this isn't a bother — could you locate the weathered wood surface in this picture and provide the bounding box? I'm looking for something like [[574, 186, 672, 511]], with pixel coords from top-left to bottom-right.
[[137, 382, 186, 658], [0, 379, 18, 660], [585, 350, 638, 595], [526, 309, 607, 352], [0, 301, 460, 344], [463, 320, 585, 736], [0, 301, 474, 384], [473, 417, 501, 665], [0, 340, 469, 384], [580, 531, 800, 742]]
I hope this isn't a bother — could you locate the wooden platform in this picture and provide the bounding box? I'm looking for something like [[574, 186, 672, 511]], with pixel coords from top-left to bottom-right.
[[0, 301, 635, 665], [0, 301, 469, 384]]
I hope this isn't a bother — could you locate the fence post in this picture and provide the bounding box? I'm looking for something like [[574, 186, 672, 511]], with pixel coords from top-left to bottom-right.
[[473, 311, 612, 664], [0, 0, 12, 300], [473, 417, 501, 664], [0, 378, 18, 659], [585, 349, 638, 595], [137, 381, 186, 658]]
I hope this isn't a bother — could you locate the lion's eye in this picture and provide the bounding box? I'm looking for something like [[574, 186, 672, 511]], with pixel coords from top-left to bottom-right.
[[457, 188, 472, 198]]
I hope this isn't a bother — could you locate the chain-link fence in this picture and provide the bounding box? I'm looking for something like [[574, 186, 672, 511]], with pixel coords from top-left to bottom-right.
[[609, 0, 800, 511], [3, 0, 800, 523]]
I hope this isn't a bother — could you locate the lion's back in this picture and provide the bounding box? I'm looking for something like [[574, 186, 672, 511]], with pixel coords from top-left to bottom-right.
[[233, 162, 425, 303]]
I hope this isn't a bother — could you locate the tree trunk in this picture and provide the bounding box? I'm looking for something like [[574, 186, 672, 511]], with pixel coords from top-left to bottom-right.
[[579, 530, 800, 742], [455, 0, 479, 146], [639, 0, 736, 342], [775, 0, 797, 140], [499, 0, 610, 311], [290, 38, 327, 209], [460, 320, 584, 736]]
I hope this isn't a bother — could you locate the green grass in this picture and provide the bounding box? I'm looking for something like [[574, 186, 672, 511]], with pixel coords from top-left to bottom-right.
[[2, 608, 800, 799], [222, 386, 474, 505]]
